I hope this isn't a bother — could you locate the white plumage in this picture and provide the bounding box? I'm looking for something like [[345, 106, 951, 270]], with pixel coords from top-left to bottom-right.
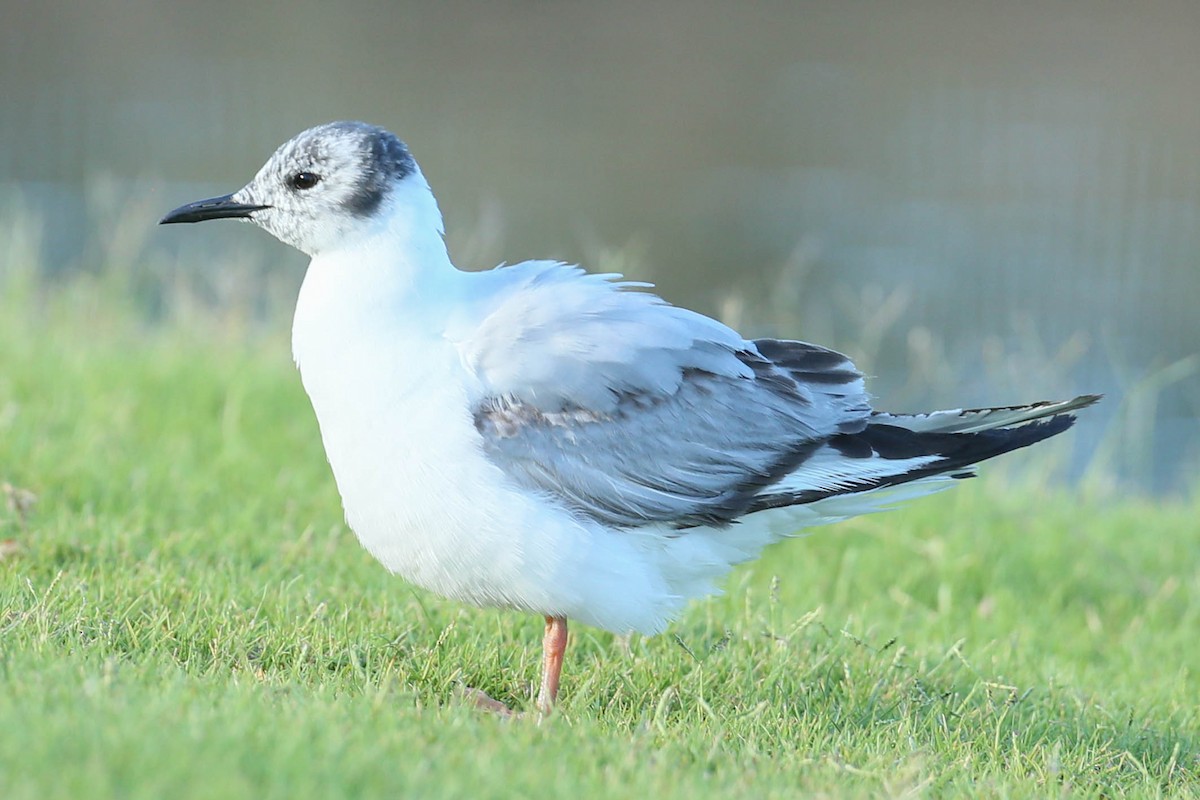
[[161, 121, 1097, 714]]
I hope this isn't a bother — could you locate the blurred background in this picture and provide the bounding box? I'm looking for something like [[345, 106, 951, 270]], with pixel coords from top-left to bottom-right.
[[1, 1, 1197, 491]]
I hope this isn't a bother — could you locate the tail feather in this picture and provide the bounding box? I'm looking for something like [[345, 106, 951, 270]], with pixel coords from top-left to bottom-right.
[[748, 394, 1100, 514], [869, 394, 1102, 434]]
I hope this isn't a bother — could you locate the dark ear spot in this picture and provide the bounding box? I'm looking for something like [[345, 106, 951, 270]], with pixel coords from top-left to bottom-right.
[[344, 128, 416, 218], [345, 183, 385, 217]]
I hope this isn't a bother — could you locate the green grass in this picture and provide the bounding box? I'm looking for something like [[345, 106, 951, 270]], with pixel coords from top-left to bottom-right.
[[1, 276, 1197, 799]]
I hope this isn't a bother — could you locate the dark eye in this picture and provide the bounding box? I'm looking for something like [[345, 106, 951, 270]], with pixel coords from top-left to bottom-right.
[[289, 171, 321, 190]]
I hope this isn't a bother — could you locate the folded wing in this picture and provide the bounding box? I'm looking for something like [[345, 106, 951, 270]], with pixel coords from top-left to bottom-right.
[[456, 261, 1097, 531], [457, 262, 870, 528]]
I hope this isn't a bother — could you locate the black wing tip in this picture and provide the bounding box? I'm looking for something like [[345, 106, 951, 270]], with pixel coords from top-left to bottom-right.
[[749, 412, 1084, 515], [853, 413, 1078, 463]]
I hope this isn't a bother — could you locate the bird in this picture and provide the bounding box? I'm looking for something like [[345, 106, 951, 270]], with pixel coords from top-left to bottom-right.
[[160, 121, 1098, 716]]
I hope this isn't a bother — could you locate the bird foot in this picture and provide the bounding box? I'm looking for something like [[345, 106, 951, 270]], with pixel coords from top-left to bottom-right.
[[455, 617, 567, 720], [456, 686, 557, 720], [457, 686, 519, 717]]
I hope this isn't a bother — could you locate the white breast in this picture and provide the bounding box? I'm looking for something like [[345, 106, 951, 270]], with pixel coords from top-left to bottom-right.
[[290, 251, 674, 632], [289, 235, 789, 635], [293, 253, 505, 593]]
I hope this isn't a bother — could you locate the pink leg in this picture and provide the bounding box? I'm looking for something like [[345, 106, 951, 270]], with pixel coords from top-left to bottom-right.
[[536, 616, 568, 715]]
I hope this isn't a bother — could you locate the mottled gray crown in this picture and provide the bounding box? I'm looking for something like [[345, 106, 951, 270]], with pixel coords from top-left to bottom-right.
[[285, 121, 417, 217]]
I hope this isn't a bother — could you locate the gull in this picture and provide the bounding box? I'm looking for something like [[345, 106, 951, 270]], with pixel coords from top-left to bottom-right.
[[161, 121, 1098, 716]]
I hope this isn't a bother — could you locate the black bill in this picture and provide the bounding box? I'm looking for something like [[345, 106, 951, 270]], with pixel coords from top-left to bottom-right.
[[159, 194, 270, 225]]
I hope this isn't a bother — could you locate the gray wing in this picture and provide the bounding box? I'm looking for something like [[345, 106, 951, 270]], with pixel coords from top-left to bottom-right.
[[474, 341, 870, 529], [454, 262, 870, 528]]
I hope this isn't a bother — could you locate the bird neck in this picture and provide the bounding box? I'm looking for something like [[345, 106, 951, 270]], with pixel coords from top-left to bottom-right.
[[361, 169, 453, 274], [293, 174, 467, 378], [312, 170, 458, 298]]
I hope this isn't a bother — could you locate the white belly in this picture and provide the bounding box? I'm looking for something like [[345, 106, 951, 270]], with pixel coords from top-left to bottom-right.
[[295, 314, 528, 601], [288, 257, 752, 635]]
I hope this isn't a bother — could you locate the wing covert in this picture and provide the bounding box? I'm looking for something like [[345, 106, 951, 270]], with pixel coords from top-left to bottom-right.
[[455, 261, 871, 528]]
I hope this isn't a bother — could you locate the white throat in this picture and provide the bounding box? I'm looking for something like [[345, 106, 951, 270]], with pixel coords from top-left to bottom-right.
[[290, 168, 464, 409], [293, 170, 456, 336], [288, 167, 482, 574]]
